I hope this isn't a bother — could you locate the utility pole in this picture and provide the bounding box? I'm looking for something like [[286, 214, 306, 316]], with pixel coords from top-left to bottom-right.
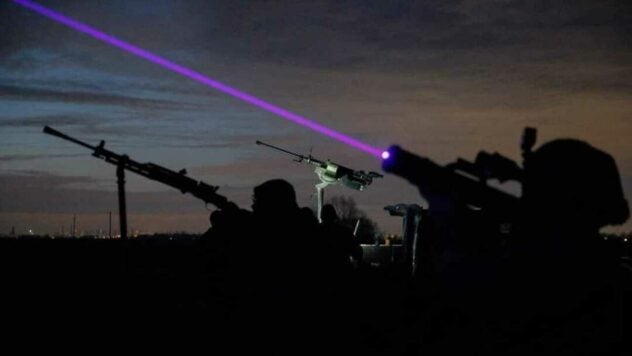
[[117, 160, 128, 240]]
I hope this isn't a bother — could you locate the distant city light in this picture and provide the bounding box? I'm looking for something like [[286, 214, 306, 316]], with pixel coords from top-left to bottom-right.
[[11, 0, 385, 159]]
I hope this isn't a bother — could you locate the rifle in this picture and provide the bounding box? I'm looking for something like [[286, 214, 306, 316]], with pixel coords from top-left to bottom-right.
[[43, 126, 230, 210]]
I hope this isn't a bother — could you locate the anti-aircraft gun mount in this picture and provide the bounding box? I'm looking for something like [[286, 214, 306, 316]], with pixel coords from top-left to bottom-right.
[[43, 126, 231, 239], [384, 204, 425, 276], [256, 140, 382, 221]]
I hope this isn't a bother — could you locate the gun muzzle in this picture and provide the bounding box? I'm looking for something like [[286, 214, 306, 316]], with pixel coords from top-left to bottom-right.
[[43, 125, 64, 138], [381, 145, 432, 176], [43, 126, 96, 150]]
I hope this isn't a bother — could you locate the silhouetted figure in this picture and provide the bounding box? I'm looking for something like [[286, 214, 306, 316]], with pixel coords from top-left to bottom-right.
[[384, 138, 630, 353], [251, 180, 320, 294], [496, 139, 629, 353], [320, 204, 363, 271], [467, 140, 627, 353], [201, 202, 255, 337], [203, 179, 327, 352]]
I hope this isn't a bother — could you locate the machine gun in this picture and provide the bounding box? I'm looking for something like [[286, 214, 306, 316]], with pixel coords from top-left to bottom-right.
[[43, 126, 231, 238], [382, 127, 537, 225], [256, 140, 382, 221], [381, 128, 537, 278]]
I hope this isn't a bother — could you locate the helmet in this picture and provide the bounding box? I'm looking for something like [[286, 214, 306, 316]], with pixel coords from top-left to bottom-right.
[[523, 139, 629, 227]]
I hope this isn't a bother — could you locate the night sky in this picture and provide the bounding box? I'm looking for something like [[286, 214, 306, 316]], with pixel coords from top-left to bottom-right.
[[1, 0, 631, 235]]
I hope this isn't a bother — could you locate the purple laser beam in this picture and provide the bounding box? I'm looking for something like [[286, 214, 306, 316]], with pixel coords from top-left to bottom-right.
[[12, 0, 387, 159]]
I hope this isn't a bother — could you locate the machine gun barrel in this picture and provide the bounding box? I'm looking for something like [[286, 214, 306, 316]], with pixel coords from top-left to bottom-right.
[[43, 126, 230, 210], [43, 126, 97, 151], [256, 140, 324, 166]]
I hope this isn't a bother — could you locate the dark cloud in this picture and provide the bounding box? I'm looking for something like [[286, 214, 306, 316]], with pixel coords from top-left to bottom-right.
[[0, 153, 83, 162], [0, 84, 197, 110], [192, 156, 313, 180], [0, 170, 96, 193], [0, 1, 55, 57], [4, 0, 630, 70], [0, 114, 96, 128], [0, 170, 209, 214], [187, 0, 632, 67], [2, 0, 630, 102]]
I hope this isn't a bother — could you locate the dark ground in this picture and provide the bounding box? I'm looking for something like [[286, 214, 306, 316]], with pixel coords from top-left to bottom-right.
[[0, 236, 629, 354]]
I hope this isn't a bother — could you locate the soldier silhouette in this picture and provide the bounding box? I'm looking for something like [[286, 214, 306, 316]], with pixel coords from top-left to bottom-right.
[[203, 179, 326, 352], [320, 204, 363, 272], [384, 137, 630, 353], [496, 139, 629, 353]]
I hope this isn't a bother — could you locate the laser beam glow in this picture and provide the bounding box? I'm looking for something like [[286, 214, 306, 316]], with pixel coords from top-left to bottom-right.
[[11, 0, 384, 158]]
